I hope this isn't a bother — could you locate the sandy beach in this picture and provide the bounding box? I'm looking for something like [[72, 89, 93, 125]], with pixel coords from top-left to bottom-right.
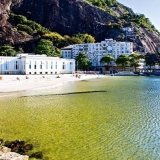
[[0, 74, 106, 95]]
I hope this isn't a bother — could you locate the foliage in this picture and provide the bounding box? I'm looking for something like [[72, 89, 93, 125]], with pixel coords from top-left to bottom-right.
[[42, 32, 65, 48], [129, 53, 144, 71], [0, 45, 16, 56], [17, 47, 24, 54], [10, 14, 27, 24], [145, 53, 159, 70], [62, 35, 83, 46], [17, 24, 34, 35], [10, 13, 49, 36], [85, 0, 117, 9], [100, 54, 114, 64], [75, 52, 92, 70], [116, 33, 125, 41], [120, 13, 160, 34], [116, 54, 129, 70], [74, 34, 95, 43], [34, 39, 61, 57]]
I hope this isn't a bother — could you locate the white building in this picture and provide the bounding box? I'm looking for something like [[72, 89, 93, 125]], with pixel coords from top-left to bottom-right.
[[62, 39, 133, 67], [0, 54, 75, 75]]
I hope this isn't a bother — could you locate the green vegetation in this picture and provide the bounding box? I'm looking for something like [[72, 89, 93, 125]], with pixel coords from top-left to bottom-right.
[[74, 33, 95, 43], [85, 0, 117, 9], [145, 53, 159, 70], [42, 33, 95, 48], [34, 39, 62, 57], [8, 13, 95, 56], [0, 45, 16, 56], [10, 13, 49, 36], [84, 0, 160, 35], [116, 54, 129, 71], [75, 52, 92, 70], [120, 13, 160, 34], [129, 53, 144, 71], [100, 54, 114, 65]]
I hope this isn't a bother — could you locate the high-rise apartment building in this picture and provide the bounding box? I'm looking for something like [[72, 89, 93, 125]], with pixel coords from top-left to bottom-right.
[[62, 39, 133, 66]]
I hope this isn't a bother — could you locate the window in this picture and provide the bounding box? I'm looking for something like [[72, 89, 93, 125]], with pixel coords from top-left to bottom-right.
[[29, 61, 31, 69], [55, 61, 57, 69], [62, 62, 65, 70], [29, 72, 31, 74], [4, 61, 8, 70], [34, 61, 37, 69], [14, 61, 19, 70], [34, 72, 37, 74], [40, 61, 42, 69], [51, 61, 53, 69], [40, 72, 42, 74], [51, 72, 53, 74], [70, 62, 73, 69], [46, 61, 48, 69], [45, 72, 48, 74]]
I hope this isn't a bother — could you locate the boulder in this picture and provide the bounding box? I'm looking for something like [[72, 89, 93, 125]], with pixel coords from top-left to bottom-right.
[[0, 152, 29, 160]]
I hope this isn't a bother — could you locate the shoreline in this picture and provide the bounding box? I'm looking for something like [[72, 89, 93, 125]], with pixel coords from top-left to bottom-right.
[[0, 74, 107, 97]]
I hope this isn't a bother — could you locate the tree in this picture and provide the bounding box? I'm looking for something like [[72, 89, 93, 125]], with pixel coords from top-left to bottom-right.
[[0, 45, 16, 56], [116, 54, 129, 71], [100, 54, 114, 68], [34, 39, 61, 57], [129, 53, 144, 71], [74, 34, 95, 43], [75, 52, 92, 70], [145, 53, 159, 71], [42, 32, 64, 47], [17, 47, 24, 54]]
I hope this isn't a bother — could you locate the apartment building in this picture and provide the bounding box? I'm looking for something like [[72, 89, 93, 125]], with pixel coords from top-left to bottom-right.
[[62, 39, 133, 67]]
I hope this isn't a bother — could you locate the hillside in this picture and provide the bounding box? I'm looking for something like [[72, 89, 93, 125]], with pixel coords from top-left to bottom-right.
[[1, 0, 160, 53]]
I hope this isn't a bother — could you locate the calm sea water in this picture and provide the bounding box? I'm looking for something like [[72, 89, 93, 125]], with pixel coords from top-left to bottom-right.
[[0, 76, 160, 160]]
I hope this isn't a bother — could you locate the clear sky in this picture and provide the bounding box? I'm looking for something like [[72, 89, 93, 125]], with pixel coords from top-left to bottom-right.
[[117, 0, 160, 31]]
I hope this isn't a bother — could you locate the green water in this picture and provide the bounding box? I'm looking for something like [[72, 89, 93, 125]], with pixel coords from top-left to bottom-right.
[[1, 76, 160, 160]]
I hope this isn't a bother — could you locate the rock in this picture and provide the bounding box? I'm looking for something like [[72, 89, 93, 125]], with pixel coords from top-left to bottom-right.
[[0, 146, 29, 160], [30, 151, 43, 159], [0, 152, 29, 160], [24, 144, 33, 151], [4, 140, 26, 154], [0, 146, 11, 154], [11, 0, 160, 52]]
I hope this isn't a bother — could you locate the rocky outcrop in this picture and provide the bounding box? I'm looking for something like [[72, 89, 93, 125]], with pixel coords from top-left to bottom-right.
[[0, 0, 33, 48], [1, 0, 160, 53], [0, 0, 11, 28], [0, 146, 29, 160], [11, 0, 160, 53], [11, 0, 117, 38]]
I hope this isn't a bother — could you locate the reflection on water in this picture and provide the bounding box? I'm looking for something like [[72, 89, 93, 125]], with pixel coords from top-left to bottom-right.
[[0, 77, 160, 159]]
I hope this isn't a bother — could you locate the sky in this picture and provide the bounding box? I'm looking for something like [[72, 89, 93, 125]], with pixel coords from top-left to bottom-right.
[[117, 0, 160, 32]]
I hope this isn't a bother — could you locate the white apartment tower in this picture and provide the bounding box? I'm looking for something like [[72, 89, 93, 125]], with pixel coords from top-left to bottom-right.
[[62, 39, 133, 67]]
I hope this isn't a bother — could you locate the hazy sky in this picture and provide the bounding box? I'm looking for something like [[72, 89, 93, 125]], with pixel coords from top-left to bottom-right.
[[117, 0, 160, 31]]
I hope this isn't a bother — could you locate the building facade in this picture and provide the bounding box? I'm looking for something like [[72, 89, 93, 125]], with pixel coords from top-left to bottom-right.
[[0, 54, 75, 75], [62, 39, 133, 67]]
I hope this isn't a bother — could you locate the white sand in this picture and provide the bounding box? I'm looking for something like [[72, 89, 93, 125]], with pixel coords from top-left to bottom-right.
[[0, 74, 106, 94]]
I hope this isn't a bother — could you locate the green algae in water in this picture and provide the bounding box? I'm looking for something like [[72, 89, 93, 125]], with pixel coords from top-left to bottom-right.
[[1, 77, 160, 159]]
